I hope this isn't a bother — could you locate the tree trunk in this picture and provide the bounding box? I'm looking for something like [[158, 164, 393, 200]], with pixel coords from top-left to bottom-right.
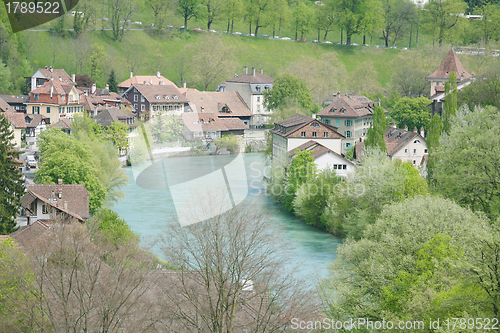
[[341, 28, 343, 44], [408, 24, 413, 49], [416, 25, 419, 49], [323, 30, 328, 42], [231, 20, 234, 33], [363, 35, 366, 45], [295, 28, 298, 40], [227, 20, 230, 33], [278, 18, 282, 38], [317, 29, 320, 41], [346, 34, 351, 45], [273, 24, 276, 38], [184, 16, 188, 30], [249, 22, 252, 35], [370, 33, 373, 46]]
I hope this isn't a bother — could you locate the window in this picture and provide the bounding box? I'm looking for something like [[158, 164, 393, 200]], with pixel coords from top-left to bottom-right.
[[257, 105, 260, 112], [134, 95, 138, 102], [414, 140, 420, 144], [413, 160, 416, 165], [257, 96, 260, 102], [312, 132, 317, 137], [42, 204, 49, 214], [324, 132, 328, 138], [46, 107, 50, 114], [413, 149, 417, 154], [141, 104, 145, 111], [424, 149, 428, 153], [311, 122, 320, 127], [34, 94, 39, 101], [301, 132, 306, 137], [33, 106, 40, 114], [344, 120, 352, 126], [134, 104, 138, 110], [141, 96, 145, 102], [343, 165, 347, 170], [344, 131, 351, 138], [344, 143, 351, 149], [336, 120, 340, 126], [324, 119, 330, 125]]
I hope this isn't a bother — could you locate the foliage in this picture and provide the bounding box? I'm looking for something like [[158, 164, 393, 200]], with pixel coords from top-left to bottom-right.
[[435, 105, 500, 220], [107, 0, 133, 41], [423, 0, 467, 47], [284, 149, 317, 212], [294, 168, 341, 229], [177, 0, 199, 29], [75, 74, 93, 88], [323, 148, 427, 238], [104, 120, 130, 152], [108, 69, 118, 93], [214, 134, 239, 153], [331, 0, 381, 45], [365, 105, 387, 151], [91, 209, 139, 248], [263, 73, 319, 114], [148, 114, 183, 144], [459, 62, 500, 109], [89, 44, 107, 85], [0, 115, 23, 234], [381, 0, 417, 47], [390, 50, 433, 97], [425, 114, 442, 185], [345, 145, 355, 161], [200, 0, 224, 30], [147, 0, 169, 29], [320, 196, 492, 326], [443, 71, 457, 134], [390, 96, 432, 132], [291, 3, 313, 40]]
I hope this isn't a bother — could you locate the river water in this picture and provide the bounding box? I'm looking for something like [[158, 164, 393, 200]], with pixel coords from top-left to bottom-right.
[[113, 152, 342, 284]]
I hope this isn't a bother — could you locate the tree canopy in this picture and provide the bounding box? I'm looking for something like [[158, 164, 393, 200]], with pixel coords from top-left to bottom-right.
[[390, 96, 432, 132], [365, 105, 387, 151]]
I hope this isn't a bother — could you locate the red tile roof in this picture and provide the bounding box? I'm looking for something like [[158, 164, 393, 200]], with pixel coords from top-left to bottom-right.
[[37, 68, 73, 84], [426, 48, 473, 81], [118, 75, 175, 88], [51, 118, 73, 130], [184, 91, 252, 117], [2, 111, 27, 128], [182, 113, 248, 132], [226, 72, 274, 84], [318, 96, 376, 118], [289, 140, 355, 165]]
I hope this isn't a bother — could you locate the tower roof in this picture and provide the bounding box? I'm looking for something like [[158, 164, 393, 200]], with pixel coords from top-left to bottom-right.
[[426, 48, 473, 81]]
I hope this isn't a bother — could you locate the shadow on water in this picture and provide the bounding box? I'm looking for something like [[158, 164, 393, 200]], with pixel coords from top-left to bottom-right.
[[113, 152, 342, 285]]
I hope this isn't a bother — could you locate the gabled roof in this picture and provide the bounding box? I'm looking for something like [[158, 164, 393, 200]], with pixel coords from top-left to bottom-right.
[[284, 119, 344, 139], [118, 75, 175, 89], [128, 84, 188, 104], [289, 140, 355, 166], [226, 73, 274, 84], [9, 221, 50, 248], [274, 113, 312, 128], [92, 107, 135, 127], [384, 126, 426, 157], [182, 113, 248, 132], [0, 95, 29, 104], [35, 68, 73, 84], [23, 184, 90, 220], [0, 96, 11, 112], [183, 91, 252, 117], [2, 111, 27, 128], [25, 114, 50, 127], [318, 96, 376, 118], [30, 80, 72, 96], [51, 118, 73, 130], [426, 48, 473, 81]]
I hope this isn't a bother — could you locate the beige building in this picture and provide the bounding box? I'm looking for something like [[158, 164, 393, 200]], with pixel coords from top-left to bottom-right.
[[385, 124, 427, 167], [2, 112, 26, 149]]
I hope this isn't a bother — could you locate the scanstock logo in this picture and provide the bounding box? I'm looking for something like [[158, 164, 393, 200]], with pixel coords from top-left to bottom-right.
[[2, 0, 79, 33], [129, 114, 249, 227]]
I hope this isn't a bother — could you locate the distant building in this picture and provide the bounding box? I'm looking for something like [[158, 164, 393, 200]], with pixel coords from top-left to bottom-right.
[[92, 107, 136, 128], [51, 118, 73, 135], [181, 112, 248, 141], [1, 111, 26, 148], [224, 67, 274, 128], [270, 113, 344, 158], [118, 72, 176, 94], [317, 95, 378, 154], [426, 48, 474, 117], [0, 95, 29, 113], [28, 67, 75, 92], [81, 84, 132, 116], [384, 124, 427, 167], [25, 114, 49, 147]]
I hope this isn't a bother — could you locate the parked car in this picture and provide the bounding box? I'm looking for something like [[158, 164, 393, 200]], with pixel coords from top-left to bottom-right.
[[258, 34, 268, 38], [297, 38, 307, 42], [26, 155, 37, 169], [281, 37, 291, 40], [232, 31, 242, 35], [192, 28, 202, 31], [324, 41, 333, 44]]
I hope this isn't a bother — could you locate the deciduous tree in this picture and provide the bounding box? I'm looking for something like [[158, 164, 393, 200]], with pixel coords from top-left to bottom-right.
[[263, 73, 319, 114], [390, 96, 432, 132], [423, 0, 467, 46], [443, 71, 457, 133], [365, 105, 387, 151]]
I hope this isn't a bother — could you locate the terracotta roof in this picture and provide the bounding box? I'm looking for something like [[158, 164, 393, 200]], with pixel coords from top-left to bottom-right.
[[51, 118, 73, 130], [24, 184, 90, 220], [274, 113, 312, 127], [226, 72, 274, 84], [318, 96, 376, 118], [384, 126, 426, 157], [30, 80, 71, 97], [118, 75, 175, 88], [182, 113, 248, 132], [130, 84, 188, 104], [178, 87, 199, 94], [289, 140, 355, 165], [2, 111, 27, 128], [25, 114, 50, 127], [426, 48, 473, 81], [184, 91, 252, 117], [36, 68, 73, 84], [0, 96, 11, 112], [284, 119, 344, 139], [9, 221, 50, 248], [92, 107, 135, 127], [0, 95, 29, 104]]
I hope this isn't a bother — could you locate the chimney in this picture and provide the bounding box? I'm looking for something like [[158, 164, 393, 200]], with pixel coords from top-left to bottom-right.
[[156, 71, 161, 78], [71, 74, 76, 83], [58, 179, 63, 185], [420, 127, 425, 138], [49, 66, 53, 73], [404, 125, 408, 131], [105, 84, 109, 90], [243, 66, 248, 75], [150, 78, 153, 84], [413, 127, 417, 133], [45, 66, 48, 69], [260, 68, 263, 74], [392, 122, 397, 129], [50, 85, 53, 98], [252, 67, 256, 76], [59, 76, 62, 82], [63, 200, 68, 211], [378, 98, 381, 106], [91, 83, 96, 94], [183, 82, 186, 89], [130, 72, 133, 78]]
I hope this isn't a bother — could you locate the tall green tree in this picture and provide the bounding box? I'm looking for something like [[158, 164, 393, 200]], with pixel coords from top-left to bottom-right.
[[381, 0, 417, 47], [425, 114, 442, 185], [263, 73, 318, 114], [147, 0, 169, 29], [365, 105, 387, 151], [201, 0, 224, 30], [390, 96, 432, 132], [443, 71, 457, 134], [269, 0, 290, 38], [291, 2, 313, 40], [224, 0, 242, 33], [90, 44, 106, 84], [423, 0, 467, 46], [177, 0, 199, 29], [284, 150, 317, 212], [0, 115, 23, 234], [107, 0, 133, 41], [108, 69, 118, 93], [435, 105, 500, 220], [332, 0, 381, 44]]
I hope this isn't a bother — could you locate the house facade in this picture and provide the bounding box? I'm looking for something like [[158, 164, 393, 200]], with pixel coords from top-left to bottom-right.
[[0, 95, 29, 112], [224, 67, 274, 128], [27, 80, 85, 125], [2, 112, 26, 148], [181, 112, 248, 141], [317, 95, 377, 154], [289, 140, 356, 177], [25, 114, 49, 146], [122, 84, 188, 121], [270, 113, 344, 159], [385, 124, 427, 167]]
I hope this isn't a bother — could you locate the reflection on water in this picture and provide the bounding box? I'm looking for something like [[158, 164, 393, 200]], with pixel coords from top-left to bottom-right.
[[113, 152, 342, 284]]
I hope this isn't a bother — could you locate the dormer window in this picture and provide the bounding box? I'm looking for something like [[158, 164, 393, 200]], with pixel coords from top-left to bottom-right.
[[34, 94, 39, 101], [61, 95, 65, 101], [311, 122, 320, 127], [256, 86, 261, 92], [164, 95, 169, 100], [155, 95, 160, 100]]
